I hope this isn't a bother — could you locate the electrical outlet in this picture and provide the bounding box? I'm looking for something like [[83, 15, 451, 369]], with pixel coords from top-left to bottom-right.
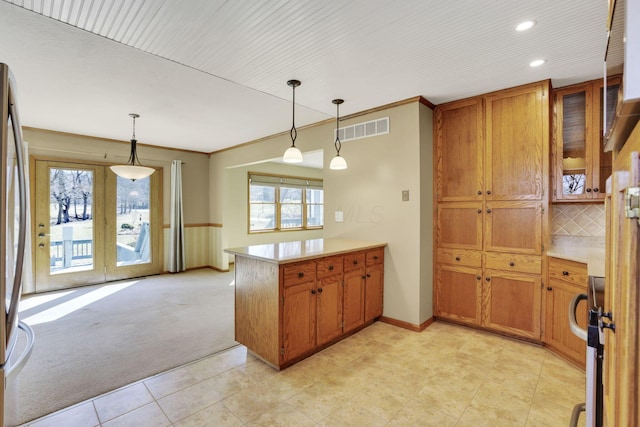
[[335, 211, 344, 222], [402, 190, 409, 201]]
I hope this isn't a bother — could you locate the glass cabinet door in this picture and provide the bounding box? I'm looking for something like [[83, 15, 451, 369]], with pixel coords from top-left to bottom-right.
[[553, 76, 620, 201], [559, 89, 589, 197]]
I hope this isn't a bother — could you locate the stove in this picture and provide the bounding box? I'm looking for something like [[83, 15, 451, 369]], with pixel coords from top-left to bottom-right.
[[569, 275, 605, 427]]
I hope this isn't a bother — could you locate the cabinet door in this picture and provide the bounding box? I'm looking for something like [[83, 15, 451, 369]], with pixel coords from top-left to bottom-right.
[[552, 77, 620, 201], [343, 268, 365, 333], [282, 280, 316, 363], [592, 76, 620, 200], [435, 98, 484, 202], [484, 201, 542, 254], [544, 279, 588, 367], [482, 269, 542, 339], [435, 263, 482, 325], [364, 263, 384, 322], [553, 83, 593, 200], [485, 81, 549, 201], [436, 202, 483, 250], [316, 275, 343, 346]]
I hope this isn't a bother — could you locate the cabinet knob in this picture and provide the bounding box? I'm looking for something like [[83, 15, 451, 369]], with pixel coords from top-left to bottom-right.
[[38, 243, 45, 248], [353, 260, 358, 265], [485, 277, 491, 282], [298, 272, 304, 278], [373, 256, 379, 260], [477, 190, 482, 195], [455, 256, 461, 261], [547, 286, 552, 291], [486, 190, 492, 195], [477, 209, 482, 214], [476, 275, 481, 280], [586, 188, 592, 193], [311, 289, 316, 295], [362, 275, 366, 279], [594, 187, 599, 193], [486, 209, 492, 214], [367, 274, 371, 278], [562, 271, 569, 276], [509, 262, 515, 267], [317, 287, 323, 293], [328, 265, 334, 271]]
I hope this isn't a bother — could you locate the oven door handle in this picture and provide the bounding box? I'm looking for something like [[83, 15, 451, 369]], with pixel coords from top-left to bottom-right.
[[569, 293, 588, 341]]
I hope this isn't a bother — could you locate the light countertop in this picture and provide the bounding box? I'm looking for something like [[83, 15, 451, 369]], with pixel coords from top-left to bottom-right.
[[547, 245, 606, 277], [224, 238, 387, 264]]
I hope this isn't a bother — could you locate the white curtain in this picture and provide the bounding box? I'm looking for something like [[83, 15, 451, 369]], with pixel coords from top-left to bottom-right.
[[168, 160, 185, 272]]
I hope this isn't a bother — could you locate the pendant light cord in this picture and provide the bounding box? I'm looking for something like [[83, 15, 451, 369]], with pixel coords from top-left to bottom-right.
[[290, 82, 297, 146], [334, 102, 341, 155]]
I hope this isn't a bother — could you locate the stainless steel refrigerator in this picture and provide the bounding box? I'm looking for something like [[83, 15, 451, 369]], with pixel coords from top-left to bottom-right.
[[0, 63, 35, 427]]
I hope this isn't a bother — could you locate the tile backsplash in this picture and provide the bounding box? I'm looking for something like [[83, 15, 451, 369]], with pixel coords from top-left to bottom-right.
[[552, 204, 605, 248]]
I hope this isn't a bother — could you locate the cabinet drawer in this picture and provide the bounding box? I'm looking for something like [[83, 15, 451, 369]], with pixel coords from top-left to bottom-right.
[[344, 252, 366, 272], [366, 248, 384, 266], [548, 257, 588, 287], [437, 248, 482, 267], [484, 252, 542, 274], [317, 256, 344, 278], [282, 261, 316, 287]]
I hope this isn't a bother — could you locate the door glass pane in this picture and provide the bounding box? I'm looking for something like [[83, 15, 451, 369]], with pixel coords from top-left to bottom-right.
[[116, 176, 151, 266], [562, 91, 587, 195], [49, 168, 94, 274]]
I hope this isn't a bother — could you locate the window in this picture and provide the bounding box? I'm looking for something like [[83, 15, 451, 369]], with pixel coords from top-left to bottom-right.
[[249, 173, 323, 232]]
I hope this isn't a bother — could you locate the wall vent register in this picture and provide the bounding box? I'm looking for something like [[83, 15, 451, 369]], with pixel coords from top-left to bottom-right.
[[336, 117, 389, 142]]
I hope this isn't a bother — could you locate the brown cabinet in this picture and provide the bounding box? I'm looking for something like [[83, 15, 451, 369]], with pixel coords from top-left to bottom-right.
[[342, 251, 366, 333], [315, 273, 344, 347], [435, 97, 484, 202], [552, 76, 620, 201], [282, 280, 317, 361], [544, 257, 588, 367], [435, 263, 482, 325], [482, 269, 542, 340], [233, 245, 385, 369], [434, 80, 549, 340]]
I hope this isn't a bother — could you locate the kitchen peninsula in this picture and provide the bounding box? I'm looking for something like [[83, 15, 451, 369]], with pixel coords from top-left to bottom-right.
[[225, 239, 386, 369]]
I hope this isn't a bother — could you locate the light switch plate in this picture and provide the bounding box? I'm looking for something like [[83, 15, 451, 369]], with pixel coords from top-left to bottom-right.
[[335, 211, 344, 222], [402, 190, 409, 201]]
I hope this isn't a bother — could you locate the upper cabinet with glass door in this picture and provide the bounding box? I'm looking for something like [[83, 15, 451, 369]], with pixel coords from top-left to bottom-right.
[[552, 75, 621, 201]]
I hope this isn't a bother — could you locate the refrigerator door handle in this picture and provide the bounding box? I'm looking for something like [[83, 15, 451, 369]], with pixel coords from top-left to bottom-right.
[[6, 321, 34, 382], [5, 78, 27, 344], [569, 293, 589, 342]]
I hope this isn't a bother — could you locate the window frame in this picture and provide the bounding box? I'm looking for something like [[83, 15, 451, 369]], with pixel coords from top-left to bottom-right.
[[248, 172, 323, 234]]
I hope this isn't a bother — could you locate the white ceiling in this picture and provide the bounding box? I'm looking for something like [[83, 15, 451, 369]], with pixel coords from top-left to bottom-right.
[[0, 0, 615, 154]]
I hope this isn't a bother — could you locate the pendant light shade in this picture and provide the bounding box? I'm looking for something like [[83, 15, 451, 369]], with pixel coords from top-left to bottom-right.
[[283, 79, 303, 163], [329, 99, 347, 170], [110, 113, 155, 181]]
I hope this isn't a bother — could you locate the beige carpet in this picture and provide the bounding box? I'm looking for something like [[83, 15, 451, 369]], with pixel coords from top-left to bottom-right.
[[15, 269, 237, 425]]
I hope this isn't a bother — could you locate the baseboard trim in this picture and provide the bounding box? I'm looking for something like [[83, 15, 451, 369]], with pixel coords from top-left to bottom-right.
[[162, 266, 231, 274], [379, 316, 435, 332]]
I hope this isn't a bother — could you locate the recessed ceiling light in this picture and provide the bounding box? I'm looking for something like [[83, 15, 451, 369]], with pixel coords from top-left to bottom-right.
[[529, 59, 546, 67], [516, 20, 536, 32]]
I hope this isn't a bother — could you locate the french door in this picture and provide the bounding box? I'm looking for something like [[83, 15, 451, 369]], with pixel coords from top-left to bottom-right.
[[33, 159, 162, 292]]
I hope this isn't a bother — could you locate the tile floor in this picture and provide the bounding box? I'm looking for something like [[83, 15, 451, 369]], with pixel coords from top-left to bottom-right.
[[21, 321, 586, 426]]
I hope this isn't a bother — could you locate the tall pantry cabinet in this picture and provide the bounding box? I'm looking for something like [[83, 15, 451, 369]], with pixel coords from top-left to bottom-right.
[[434, 80, 549, 340]]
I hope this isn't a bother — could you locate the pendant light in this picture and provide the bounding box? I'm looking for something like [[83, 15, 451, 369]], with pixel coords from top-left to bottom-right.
[[329, 99, 347, 170], [110, 113, 155, 181], [283, 79, 303, 163]]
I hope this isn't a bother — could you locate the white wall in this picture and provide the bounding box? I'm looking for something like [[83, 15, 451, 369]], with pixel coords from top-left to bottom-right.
[[209, 99, 434, 326], [419, 103, 434, 322]]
